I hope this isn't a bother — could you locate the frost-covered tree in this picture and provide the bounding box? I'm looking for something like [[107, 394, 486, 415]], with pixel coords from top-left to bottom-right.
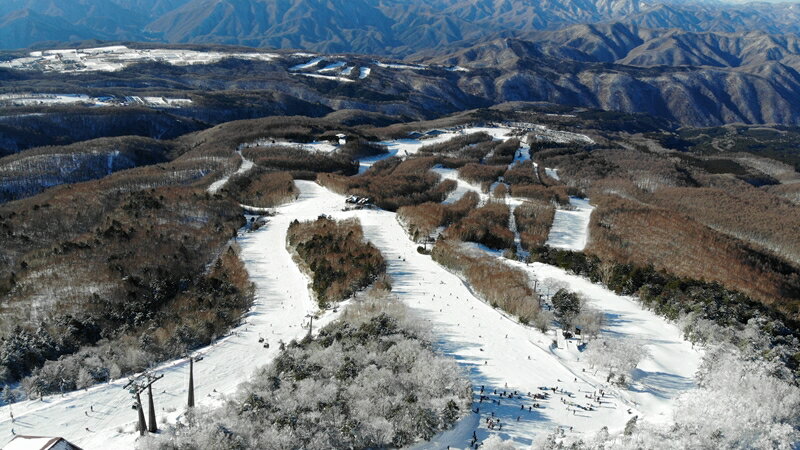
[[584, 336, 648, 385], [583, 345, 800, 450], [142, 289, 471, 450], [575, 307, 604, 341]]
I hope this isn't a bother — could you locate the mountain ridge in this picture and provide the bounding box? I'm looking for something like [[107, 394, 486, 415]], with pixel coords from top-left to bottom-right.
[[3, 0, 800, 55]]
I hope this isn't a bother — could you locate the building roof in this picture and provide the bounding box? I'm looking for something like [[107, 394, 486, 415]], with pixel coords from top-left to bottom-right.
[[3, 436, 82, 450]]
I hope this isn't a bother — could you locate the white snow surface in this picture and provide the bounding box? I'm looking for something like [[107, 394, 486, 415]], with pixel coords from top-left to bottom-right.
[[289, 57, 325, 71], [545, 167, 560, 180], [0, 93, 191, 109], [293, 73, 354, 83], [317, 61, 346, 73], [364, 125, 519, 175], [0, 46, 278, 73], [373, 61, 428, 70], [546, 197, 594, 251], [430, 166, 488, 205], [358, 67, 371, 79]]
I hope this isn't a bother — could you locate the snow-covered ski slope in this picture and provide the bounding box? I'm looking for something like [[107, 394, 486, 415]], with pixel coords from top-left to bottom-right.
[[206, 152, 253, 194], [546, 197, 594, 251], [0, 46, 279, 73], [0, 125, 699, 448]]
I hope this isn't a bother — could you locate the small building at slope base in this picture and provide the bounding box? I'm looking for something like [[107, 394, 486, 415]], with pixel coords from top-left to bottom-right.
[[3, 436, 82, 450]]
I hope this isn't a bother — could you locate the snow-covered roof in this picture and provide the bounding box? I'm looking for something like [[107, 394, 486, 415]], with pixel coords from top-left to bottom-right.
[[3, 436, 81, 450]]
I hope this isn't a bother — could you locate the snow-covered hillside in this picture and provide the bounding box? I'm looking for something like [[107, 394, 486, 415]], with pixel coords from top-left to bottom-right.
[[0, 125, 702, 449], [0, 93, 192, 109], [0, 46, 278, 73], [546, 197, 595, 251]]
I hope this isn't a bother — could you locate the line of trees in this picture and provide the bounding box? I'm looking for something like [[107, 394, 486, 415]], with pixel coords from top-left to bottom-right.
[[432, 239, 545, 327], [444, 201, 515, 250], [222, 168, 298, 208]]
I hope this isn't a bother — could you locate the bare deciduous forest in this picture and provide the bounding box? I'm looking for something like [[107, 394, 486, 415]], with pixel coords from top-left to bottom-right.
[[287, 216, 386, 308]]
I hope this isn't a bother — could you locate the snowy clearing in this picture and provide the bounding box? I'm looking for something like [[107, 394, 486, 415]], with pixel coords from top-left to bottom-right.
[[293, 73, 355, 83], [359, 67, 371, 79], [289, 57, 325, 71], [0, 93, 192, 109], [546, 197, 594, 251], [512, 261, 703, 422], [545, 167, 560, 180], [430, 166, 487, 205], [0, 46, 278, 73], [373, 61, 428, 70], [317, 61, 346, 73]]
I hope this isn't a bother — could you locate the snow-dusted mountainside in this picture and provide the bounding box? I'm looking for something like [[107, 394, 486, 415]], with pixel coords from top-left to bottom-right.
[[3, 0, 800, 55], [7, 41, 800, 128], [0, 125, 706, 448], [0, 100, 798, 449], [0, 152, 702, 449]]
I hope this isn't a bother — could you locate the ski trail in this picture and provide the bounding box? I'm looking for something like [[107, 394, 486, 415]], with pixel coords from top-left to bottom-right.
[[207, 152, 253, 194], [545, 197, 594, 251]]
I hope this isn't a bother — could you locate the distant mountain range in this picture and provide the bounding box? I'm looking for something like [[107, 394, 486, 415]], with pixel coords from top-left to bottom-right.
[[5, 0, 800, 126], [3, 0, 800, 55], [412, 23, 800, 125]]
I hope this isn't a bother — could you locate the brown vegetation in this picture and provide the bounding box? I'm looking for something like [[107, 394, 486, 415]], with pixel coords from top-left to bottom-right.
[[514, 201, 556, 250], [503, 161, 539, 185], [287, 216, 386, 308], [445, 201, 514, 249], [457, 163, 506, 185], [432, 239, 540, 324], [242, 145, 358, 179], [0, 169, 253, 387], [485, 138, 521, 165], [510, 184, 571, 206], [418, 132, 493, 156], [317, 157, 456, 211], [586, 193, 800, 318], [222, 168, 298, 208], [649, 183, 800, 266], [397, 192, 480, 242]]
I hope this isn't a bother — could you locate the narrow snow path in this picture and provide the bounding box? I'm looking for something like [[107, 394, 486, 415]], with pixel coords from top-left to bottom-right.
[[206, 152, 253, 194], [289, 57, 324, 71], [545, 168, 560, 180], [545, 197, 594, 251]]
